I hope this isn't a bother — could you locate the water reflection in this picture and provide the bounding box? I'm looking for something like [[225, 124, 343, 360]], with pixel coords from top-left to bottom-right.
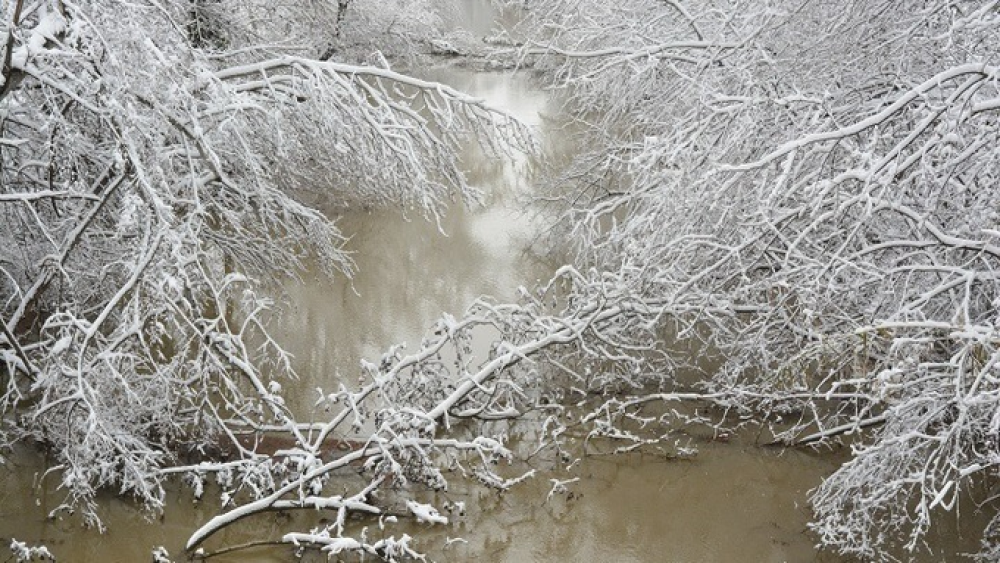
[[271, 68, 551, 413], [442, 444, 845, 563]]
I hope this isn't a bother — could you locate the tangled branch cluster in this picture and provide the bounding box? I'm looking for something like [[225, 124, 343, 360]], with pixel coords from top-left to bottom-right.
[[510, 0, 1000, 558]]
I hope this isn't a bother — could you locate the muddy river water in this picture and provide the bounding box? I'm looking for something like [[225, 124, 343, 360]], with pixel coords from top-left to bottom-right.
[[0, 6, 987, 562]]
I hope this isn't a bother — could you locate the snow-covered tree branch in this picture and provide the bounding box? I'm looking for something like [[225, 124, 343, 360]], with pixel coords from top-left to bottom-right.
[[504, 0, 1000, 558], [0, 0, 529, 538], [4, 0, 999, 560]]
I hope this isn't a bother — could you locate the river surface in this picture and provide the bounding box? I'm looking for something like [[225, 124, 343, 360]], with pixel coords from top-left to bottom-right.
[[0, 5, 988, 563]]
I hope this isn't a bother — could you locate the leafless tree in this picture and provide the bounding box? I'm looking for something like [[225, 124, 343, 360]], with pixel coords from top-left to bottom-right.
[[502, 0, 1000, 559], [5, 0, 1000, 560], [0, 0, 528, 545]]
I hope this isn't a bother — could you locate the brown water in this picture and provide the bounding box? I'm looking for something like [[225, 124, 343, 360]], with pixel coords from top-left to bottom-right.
[[0, 7, 988, 563], [267, 68, 550, 415], [384, 442, 850, 563]]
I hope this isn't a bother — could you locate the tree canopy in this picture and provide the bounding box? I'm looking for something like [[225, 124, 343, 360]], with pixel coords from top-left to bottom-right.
[[3, 0, 1000, 561], [511, 0, 1000, 558], [0, 0, 526, 541]]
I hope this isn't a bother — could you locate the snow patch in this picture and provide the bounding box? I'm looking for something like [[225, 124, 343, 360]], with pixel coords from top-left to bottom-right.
[[405, 500, 448, 525]]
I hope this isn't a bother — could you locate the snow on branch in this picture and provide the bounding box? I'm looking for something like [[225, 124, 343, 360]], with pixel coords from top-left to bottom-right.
[[0, 0, 532, 537], [513, 0, 1000, 558]]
